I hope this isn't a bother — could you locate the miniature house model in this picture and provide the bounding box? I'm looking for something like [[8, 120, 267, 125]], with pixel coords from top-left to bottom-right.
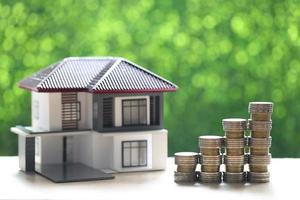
[[11, 57, 177, 182]]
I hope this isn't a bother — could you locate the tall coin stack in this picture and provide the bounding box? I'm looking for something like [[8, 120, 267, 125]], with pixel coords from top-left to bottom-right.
[[198, 136, 223, 183], [222, 119, 247, 183], [248, 102, 273, 183], [174, 152, 198, 183]]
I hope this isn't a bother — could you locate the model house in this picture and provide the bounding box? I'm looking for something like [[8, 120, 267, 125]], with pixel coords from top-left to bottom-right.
[[11, 57, 177, 182]]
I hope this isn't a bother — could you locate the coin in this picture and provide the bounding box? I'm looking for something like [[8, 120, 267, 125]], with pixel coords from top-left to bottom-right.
[[222, 118, 247, 132], [224, 137, 246, 156], [224, 155, 247, 165], [248, 119, 272, 138], [249, 137, 272, 148], [200, 155, 222, 165], [174, 152, 198, 173], [248, 172, 270, 183], [249, 102, 273, 121], [199, 135, 223, 155], [200, 155, 222, 172], [224, 172, 247, 183], [175, 152, 198, 165], [199, 172, 222, 183], [174, 171, 197, 183], [249, 154, 271, 172], [249, 137, 272, 155], [224, 155, 247, 173], [249, 154, 272, 165]]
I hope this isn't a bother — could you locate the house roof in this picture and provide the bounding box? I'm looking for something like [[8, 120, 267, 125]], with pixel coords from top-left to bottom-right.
[[19, 57, 178, 93]]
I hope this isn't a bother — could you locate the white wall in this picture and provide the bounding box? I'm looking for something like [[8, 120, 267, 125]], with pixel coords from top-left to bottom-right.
[[151, 129, 168, 170], [74, 130, 167, 172], [38, 135, 63, 164], [110, 131, 153, 172], [114, 96, 150, 127], [49, 93, 62, 131], [74, 134, 93, 167], [74, 133, 113, 170], [32, 92, 92, 132], [31, 92, 61, 132], [32, 92, 50, 132], [78, 92, 93, 130], [92, 134, 113, 170]]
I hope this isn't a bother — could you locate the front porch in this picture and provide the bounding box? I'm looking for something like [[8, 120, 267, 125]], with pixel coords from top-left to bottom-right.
[[11, 126, 115, 183]]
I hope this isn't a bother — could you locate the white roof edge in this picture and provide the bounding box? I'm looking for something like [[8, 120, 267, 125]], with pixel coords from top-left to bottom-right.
[[11, 126, 168, 137], [10, 126, 92, 137]]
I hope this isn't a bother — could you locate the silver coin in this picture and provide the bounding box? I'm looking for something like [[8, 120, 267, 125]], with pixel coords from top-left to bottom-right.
[[199, 172, 222, 183], [247, 172, 270, 183], [249, 137, 272, 148], [200, 155, 223, 165], [223, 172, 247, 183], [248, 102, 273, 113], [249, 154, 272, 165]]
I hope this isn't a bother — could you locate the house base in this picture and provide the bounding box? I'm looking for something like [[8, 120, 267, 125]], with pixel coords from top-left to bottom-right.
[[35, 163, 114, 183]]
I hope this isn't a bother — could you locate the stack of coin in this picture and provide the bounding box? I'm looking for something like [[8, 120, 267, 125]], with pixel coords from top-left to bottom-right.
[[222, 118, 247, 183], [174, 152, 198, 183], [198, 136, 223, 183], [248, 102, 273, 183]]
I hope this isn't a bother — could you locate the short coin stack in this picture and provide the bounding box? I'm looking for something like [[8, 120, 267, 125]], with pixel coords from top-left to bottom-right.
[[198, 136, 223, 183], [248, 102, 273, 183], [222, 119, 247, 183], [174, 152, 198, 183]]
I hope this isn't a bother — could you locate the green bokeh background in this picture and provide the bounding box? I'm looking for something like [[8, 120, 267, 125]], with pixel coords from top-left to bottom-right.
[[0, 0, 299, 157]]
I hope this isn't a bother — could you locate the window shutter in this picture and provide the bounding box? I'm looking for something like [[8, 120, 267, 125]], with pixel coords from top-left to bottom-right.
[[62, 92, 80, 130], [103, 97, 113, 127], [150, 96, 160, 125]]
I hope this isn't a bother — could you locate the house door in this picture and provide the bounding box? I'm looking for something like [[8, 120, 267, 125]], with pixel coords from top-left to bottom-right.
[[62, 92, 80, 130], [63, 136, 73, 163]]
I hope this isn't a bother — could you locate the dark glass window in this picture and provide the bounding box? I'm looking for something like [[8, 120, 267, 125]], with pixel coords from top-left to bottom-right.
[[122, 99, 147, 126], [122, 140, 147, 168]]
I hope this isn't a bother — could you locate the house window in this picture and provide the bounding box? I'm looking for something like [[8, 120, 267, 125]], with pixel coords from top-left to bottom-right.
[[33, 100, 39, 120], [103, 97, 113, 127], [122, 99, 147, 126], [122, 140, 147, 168], [62, 92, 81, 130]]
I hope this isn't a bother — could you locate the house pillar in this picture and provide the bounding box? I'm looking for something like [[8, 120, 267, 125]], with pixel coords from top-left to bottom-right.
[[18, 135, 35, 172]]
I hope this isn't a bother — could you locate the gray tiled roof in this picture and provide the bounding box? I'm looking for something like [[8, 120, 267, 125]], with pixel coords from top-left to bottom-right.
[[19, 57, 178, 93]]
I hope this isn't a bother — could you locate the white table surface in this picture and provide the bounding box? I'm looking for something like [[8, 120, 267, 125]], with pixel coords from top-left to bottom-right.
[[0, 157, 295, 200]]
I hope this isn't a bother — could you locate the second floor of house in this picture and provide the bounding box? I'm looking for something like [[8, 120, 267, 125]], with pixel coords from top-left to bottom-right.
[[31, 91, 163, 133]]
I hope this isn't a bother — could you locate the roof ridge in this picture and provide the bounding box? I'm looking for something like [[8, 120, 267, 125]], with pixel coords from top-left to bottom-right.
[[90, 58, 123, 92], [87, 58, 117, 90], [62, 56, 121, 61]]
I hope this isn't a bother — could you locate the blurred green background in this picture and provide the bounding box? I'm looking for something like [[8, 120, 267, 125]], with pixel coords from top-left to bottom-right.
[[0, 0, 299, 157]]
